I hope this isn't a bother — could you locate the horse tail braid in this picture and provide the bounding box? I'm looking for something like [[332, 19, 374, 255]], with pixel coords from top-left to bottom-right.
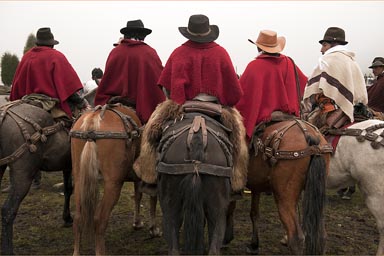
[[181, 173, 205, 255], [303, 133, 326, 255], [78, 115, 100, 241]]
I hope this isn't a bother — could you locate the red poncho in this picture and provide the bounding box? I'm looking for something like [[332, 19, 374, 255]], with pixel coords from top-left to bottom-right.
[[95, 39, 165, 123], [10, 46, 83, 117], [158, 40, 242, 106], [236, 54, 308, 138], [367, 73, 384, 112]]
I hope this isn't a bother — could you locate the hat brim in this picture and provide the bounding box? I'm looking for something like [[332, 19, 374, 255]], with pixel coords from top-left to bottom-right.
[[120, 27, 152, 35], [369, 63, 384, 69], [249, 36, 286, 54], [178, 25, 219, 43], [319, 39, 348, 45], [36, 39, 59, 46]]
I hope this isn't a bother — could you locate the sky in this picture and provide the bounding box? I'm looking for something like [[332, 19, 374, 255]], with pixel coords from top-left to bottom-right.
[[0, 1, 382, 84]]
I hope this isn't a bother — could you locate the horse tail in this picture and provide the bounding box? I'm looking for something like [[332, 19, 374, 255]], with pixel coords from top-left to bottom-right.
[[78, 115, 100, 240], [182, 130, 205, 254], [302, 134, 326, 255]]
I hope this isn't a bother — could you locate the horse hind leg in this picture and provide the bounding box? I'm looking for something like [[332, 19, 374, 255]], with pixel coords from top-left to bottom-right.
[[365, 196, 384, 255], [222, 199, 236, 247], [1, 170, 33, 255], [132, 181, 144, 230], [246, 191, 261, 254], [204, 176, 230, 255], [148, 194, 161, 237], [275, 195, 304, 254], [62, 168, 73, 227], [94, 181, 124, 256]]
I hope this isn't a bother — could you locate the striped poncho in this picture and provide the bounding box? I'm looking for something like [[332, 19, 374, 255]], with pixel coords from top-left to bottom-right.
[[303, 46, 368, 122]]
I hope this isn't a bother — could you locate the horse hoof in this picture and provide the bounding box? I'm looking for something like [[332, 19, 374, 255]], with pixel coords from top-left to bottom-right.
[[133, 221, 144, 230], [246, 245, 259, 255], [280, 235, 288, 246], [149, 227, 162, 238]]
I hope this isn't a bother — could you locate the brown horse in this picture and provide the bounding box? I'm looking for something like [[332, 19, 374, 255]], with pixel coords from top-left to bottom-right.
[[70, 104, 160, 255], [245, 118, 332, 255], [0, 100, 73, 254]]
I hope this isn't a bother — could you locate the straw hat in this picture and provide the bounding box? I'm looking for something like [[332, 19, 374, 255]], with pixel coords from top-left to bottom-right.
[[248, 30, 285, 53]]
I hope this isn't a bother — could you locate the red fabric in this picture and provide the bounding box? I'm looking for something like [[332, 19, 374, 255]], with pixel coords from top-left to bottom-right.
[[158, 40, 242, 106], [367, 73, 384, 112], [10, 46, 83, 117], [95, 39, 165, 123], [236, 54, 308, 138], [326, 122, 355, 153]]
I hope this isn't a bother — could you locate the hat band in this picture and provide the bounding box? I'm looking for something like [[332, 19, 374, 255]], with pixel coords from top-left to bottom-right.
[[187, 28, 211, 37]]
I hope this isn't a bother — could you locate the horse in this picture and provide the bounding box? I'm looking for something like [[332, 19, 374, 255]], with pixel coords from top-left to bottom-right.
[[245, 117, 332, 255], [0, 100, 73, 255], [318, 119, 384, 255], [70, 103, 160, 256], [136, 100, 248, 255]]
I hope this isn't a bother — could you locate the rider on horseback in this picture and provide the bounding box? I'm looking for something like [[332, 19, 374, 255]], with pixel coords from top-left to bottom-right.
[[134, 14, 248, 193], [302, 27, 368, 130], [10, 27, 86, 122], [94, 19, 165, 123], [235, 29, 308, 140]]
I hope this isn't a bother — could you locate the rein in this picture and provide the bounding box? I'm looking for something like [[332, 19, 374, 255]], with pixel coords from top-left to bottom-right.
[[288, 57, 303, 120]]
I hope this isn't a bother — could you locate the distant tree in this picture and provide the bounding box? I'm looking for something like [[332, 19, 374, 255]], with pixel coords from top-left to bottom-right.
[[1, 52, 19, 86], [23, 33, 36, 54]]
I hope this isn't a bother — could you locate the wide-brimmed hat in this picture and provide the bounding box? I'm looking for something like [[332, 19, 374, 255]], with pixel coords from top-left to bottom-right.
[[36, 27, 59, 46], [178, 14, 219, 43], [319, 27, 348, 45], [369, 57, 384, 68], [120, 19, 152, 35], [248, 30, 286, 53]]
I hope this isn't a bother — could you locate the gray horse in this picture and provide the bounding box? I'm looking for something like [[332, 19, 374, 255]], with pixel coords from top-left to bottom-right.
[[0, 100, 73, 254]]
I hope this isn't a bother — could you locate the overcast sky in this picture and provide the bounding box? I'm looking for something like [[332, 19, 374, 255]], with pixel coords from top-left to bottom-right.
[[0, 1, 382, 83]]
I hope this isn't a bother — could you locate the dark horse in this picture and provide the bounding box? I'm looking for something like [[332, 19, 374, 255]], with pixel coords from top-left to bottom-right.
[[245, 117, 332, 255], [156, 111, 234, 255], [136, 100, 247, 254], [70, 103, 160, 255], [0, 100, 73, 254]]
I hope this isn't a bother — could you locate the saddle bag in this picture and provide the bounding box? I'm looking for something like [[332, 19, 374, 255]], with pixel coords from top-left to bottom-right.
[[326, 109, 350, 129]]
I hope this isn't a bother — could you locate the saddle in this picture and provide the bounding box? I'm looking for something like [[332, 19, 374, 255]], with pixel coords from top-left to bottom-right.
[[134, 99, 248, 192], [182, 100, 222, 118], [251, 115, 333, 166], [70, 103, 141, 146]]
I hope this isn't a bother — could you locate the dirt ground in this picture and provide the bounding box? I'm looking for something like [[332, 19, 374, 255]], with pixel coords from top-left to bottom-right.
[[0, 171, 378, 255]]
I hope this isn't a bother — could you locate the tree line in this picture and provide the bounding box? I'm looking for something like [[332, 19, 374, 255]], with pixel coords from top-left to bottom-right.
[[1, 33, 36, 87]]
